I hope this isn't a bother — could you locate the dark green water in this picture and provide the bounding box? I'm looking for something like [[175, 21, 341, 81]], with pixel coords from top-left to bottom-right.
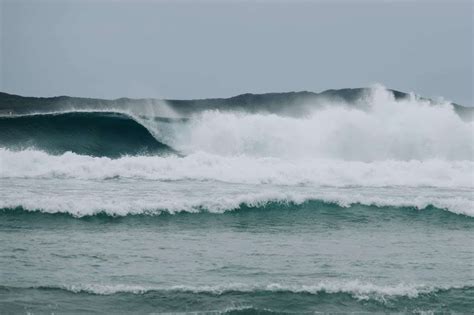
[[0, 112, 173, 157]]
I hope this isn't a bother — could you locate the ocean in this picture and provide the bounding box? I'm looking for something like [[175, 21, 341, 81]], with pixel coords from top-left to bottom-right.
[[0, 86, 473, 314]]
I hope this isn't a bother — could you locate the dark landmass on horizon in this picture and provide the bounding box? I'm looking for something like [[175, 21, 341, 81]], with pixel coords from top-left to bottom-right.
[[0, 88, 472, 120]]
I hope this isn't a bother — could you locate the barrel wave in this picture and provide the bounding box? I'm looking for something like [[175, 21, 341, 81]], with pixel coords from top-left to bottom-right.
[[0, 86, 472, 160], [0, 111, 173, 157]]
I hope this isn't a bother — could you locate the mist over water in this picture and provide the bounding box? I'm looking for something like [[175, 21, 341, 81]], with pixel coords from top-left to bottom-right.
[[160, 88, 473, 161]]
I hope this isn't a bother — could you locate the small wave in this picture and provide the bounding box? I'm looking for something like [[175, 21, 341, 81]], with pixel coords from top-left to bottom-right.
[[15, 281, 470, 302], [1, 193, 472, 217], [3, 282, 471, 314]]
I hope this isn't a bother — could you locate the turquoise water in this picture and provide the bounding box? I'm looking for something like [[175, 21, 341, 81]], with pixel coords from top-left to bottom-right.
[[1, 201, 473, 313]]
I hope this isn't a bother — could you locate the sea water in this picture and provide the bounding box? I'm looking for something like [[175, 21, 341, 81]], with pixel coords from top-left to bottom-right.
[[0, 87, 473, 314]]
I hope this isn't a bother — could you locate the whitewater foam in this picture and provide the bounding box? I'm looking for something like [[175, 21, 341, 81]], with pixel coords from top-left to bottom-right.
[[1, 86, 472, 162], [1, 86, 473, 314], [0, 86, 473, 217], [41, 280, 466, 302], [149, 86, 474, 161], [1, 149, 473, 188], [1, 182, 472, 217]]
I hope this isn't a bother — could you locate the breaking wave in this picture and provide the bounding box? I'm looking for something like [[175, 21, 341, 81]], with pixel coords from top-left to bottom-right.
[[0, 111, 173, 157], [0, 86, 472, 218], [161, 90, 473, 161], [0, 86, 472, 161], [28, 281, 467, 300], [2, 282, 472, 313], [1, 192, 472, 217]]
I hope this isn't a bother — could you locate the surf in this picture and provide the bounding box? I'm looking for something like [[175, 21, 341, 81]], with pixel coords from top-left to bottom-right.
[[1, 86, 472, 160]]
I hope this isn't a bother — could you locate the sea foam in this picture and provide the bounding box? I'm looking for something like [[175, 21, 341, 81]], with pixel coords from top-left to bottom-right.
[[37, 280, 469, 302], [1, 184, 472, 217], [1, 149, 472, 188], [145, 86, 473, 161]]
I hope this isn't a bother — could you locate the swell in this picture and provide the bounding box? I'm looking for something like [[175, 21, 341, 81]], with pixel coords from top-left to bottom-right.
[[2, 282, 469, 298], [1, 284, 472, 313], [19, 282, 472, 299], [0, 111, 174, 157]]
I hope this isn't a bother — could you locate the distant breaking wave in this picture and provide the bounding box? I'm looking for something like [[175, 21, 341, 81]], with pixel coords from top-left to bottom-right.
[[161, 91, 473, 161], [0, 86, 472, 160], [2, 282, 472, 314], [16, 281, 469, 300]]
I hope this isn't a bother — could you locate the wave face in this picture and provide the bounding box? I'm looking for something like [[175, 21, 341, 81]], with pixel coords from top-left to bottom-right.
[[0, 112, 172, 157]]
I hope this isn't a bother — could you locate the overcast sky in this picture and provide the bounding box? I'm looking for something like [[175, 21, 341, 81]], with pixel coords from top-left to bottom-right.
[[1, 0, 472, 105]]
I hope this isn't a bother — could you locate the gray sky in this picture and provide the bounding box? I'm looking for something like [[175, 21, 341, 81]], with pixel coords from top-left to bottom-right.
[[1, 0, 472, 105]]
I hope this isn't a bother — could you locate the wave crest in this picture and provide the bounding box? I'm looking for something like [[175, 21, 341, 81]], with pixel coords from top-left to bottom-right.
[[1, 86, 472, 161], [1, 192, 472, 217], [0, 111, 172, 157], [27, 281, 470, 301]]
